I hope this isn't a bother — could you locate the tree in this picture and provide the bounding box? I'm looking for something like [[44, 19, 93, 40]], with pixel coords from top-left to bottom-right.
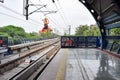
[[94, 29, 100, 36], [52, 33, 59, 37], [40, 30, 52, 38], [90, 25, 100, 36], [110, 28, 120, 36], [0, 25, 41, 39], [83, 29, 94, 36], [64, 32, 67, 36], [75, 25, 89, 36], [0, 25, 26, 38], [28, 32, 41, 39], [75, 24, 100, 36]]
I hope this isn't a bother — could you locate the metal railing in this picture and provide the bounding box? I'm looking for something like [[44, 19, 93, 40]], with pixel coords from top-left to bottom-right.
[[61, 36, 99, 48]]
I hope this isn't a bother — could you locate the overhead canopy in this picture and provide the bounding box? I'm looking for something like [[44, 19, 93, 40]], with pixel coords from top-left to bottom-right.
[[78, 0, 120, 49], [79, 0, 120, 30]]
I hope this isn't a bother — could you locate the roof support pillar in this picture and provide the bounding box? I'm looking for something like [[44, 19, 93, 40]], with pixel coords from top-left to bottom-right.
[[99, 21, 108, 49]]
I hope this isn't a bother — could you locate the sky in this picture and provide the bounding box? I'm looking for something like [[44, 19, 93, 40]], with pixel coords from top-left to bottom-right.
[[0, 0, 96, 35]]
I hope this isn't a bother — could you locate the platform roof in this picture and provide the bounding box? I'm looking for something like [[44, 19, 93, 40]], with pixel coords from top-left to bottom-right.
[[79, 0, 120, 29]]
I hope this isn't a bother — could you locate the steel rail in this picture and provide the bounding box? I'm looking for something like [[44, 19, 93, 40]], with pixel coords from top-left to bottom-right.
[[0, 39, 60, 73], [9, 43, 60, 80]]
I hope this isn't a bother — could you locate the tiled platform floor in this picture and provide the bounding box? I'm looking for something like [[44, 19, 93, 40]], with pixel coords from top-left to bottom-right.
[[36, 48, 120, 80], [66, 49, 120, 80]]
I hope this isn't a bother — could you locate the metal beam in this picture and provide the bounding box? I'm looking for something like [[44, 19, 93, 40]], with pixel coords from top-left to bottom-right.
[[102, 3, 114, 14], [105, 22, 120, 29], [36, 11, 57, 13], [104, 15, 120, 24], [28, 5, 46, 15], [0, 0, 4, 3], [29, 4, 46, 6], [90, 0, 95, 4], [37, 10, 57, 15]]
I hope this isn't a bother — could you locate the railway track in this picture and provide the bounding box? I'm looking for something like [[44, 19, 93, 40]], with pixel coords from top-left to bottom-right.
[[9, 43, 60, 80], [0, 38, 60, 75]]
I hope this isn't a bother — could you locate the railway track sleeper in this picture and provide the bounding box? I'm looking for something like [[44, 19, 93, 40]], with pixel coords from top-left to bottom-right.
[[0, 40, 60, 74], [9, 44, 60, 80]]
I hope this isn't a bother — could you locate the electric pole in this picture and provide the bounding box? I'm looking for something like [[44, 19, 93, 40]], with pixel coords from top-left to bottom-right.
[[68, 25, 71, 35], [23, 0, 57, 20]]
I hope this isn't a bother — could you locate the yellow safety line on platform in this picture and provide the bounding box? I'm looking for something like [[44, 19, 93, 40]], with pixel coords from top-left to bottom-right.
[[56, 49, 68, 80]]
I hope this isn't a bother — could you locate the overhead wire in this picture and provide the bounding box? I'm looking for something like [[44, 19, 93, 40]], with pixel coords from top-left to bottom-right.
[[0, 3, 23, 16], [0, 11, 42, 26], [49, 0, 69, 33], [38, 0, 42, 3], [30, 0, 66, 34], [0, 0, 66, 34], [31, 0, 64, 29], [29, 0, 45, 14], [0, 12, 25, 22], [56, 0, 70, 25], [29, 0, 46, 25], [52, 1, 71, 35], [53, 0, 73, 35], [52, 0, 71, 27], [42, 5, 62, 27], [56, 0, 73, 35], [0, 3, 43, 26], [42, 2, 67, 31], [29, 0, 58, 32], [53, 3, 68, 27]]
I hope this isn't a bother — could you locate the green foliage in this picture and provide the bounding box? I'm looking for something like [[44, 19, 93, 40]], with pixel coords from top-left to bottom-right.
[[52, 33, 60, 37], [94, 29, 100, 36], [26, 32, 41, 39], [75, 25, 89, 36], [0, 25, 26, 38], [0, 25, 41, 39], [110, 28, 120, 36], [0, 32, 9, 36], [83, 29, 94, 36], [75, 24, 100, 36], [41, 30, 52, 38], [64, 32, 67, 36]]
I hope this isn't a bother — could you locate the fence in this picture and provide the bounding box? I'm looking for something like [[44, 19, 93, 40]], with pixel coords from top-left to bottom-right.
[[61, 36, 99, 48]]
